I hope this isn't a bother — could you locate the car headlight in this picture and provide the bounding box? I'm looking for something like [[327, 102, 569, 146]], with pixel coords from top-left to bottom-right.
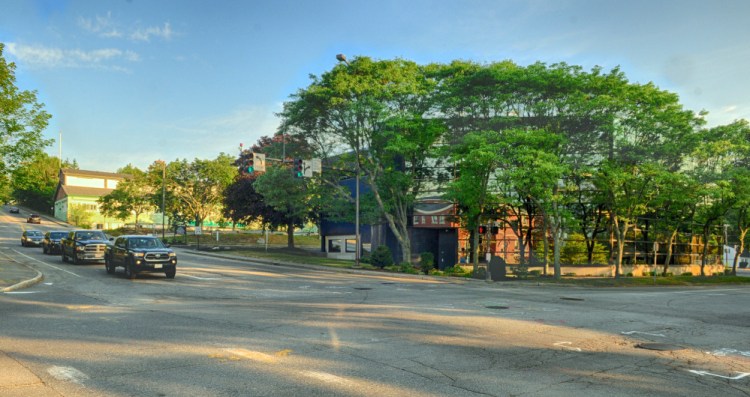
[[168, 252, 176, 257], [132, 252, 145, 257]]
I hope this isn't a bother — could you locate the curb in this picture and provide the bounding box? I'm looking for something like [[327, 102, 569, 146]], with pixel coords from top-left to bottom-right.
[[178, 248, 475, 283], [1, 263, 44, 292]]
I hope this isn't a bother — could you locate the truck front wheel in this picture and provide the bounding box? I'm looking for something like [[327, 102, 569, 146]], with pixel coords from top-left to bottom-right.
[[125, 259, 137, 279]]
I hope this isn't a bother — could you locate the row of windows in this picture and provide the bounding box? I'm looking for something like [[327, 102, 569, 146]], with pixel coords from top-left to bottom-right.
[[328, 239, 357, 253]]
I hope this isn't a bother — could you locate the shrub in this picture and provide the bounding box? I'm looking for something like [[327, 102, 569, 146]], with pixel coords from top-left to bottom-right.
[[626, 272, 633, 277], [529, 270, 542, 277], [443, 265, 465, 275], [681, 272, 693, 276], [399, 262, 419, 274], [513, 264, 529, 279], [370, 245, 393, 268], [419, 252, 434, 274]]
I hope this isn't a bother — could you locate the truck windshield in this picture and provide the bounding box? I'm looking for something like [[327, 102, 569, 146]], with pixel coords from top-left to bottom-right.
[[76, 231, 107, 240]]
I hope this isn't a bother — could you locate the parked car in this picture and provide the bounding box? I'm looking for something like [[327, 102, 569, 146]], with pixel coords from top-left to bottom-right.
[[21, 230, 44, 247], [43, 231, 68, 254], [27, 214, 41, 224], [105, 235, 177, 279], [61, 230, 110, 264], [9, 206, 20, 214]]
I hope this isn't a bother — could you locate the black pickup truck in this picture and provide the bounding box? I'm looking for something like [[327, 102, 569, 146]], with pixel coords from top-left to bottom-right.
[[105, 235, 177, 279], [61, 230, 110, 264]]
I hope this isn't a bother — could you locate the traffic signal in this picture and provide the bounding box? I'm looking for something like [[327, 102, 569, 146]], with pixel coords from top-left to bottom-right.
[[478, 225, 487, 234], [293, 158, 304, 178], [247, 154, 255, 174]]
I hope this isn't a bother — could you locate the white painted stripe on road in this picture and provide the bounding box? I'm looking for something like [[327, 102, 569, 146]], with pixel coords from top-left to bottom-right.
[[553, 341, 582, 352], [302, 371, 348, 384], [180, 274, 220, 280], [621, 331, 666, 337], [48, 366, 89, 384], [11, 249, 80, 277], [4, 291, 38, 294], [688, 370, 750, 380]]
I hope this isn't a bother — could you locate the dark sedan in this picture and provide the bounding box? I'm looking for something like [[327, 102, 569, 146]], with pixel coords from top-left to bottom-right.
[[43, 231, 68, 254], [9, 206, 20, 214], [21, 230, 44, 247]]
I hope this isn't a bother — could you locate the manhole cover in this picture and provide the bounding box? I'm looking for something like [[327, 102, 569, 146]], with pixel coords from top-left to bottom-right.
[[560, 297, 584, 301], [353, 287, 372, 290], [485, 305, 510, 310], [636, 343, 684, 351]]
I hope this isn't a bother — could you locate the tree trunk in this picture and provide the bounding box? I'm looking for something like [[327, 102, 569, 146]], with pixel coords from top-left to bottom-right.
[[472, 228, 480, 274], [613, 218, 629, 278], [700, 225, 710, 276], [542, 215, 549, 277], [732, 228, 748, 276], [287, 221, 295, 249], [662, 229, 677, 276]]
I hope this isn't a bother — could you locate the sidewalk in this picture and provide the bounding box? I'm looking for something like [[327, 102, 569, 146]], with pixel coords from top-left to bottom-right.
[[0, 260, 43, 292]]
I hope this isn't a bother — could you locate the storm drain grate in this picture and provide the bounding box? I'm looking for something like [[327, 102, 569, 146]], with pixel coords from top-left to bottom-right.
[[636, 343, 684, 351], [353, 287, 373, 290], [485, 305, 510, 310]]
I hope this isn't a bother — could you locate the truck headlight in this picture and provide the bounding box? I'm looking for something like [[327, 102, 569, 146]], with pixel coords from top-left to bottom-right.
[[132, 252, 145, 257], [169, 252, 176, 257], [75, 245, 85, 252]]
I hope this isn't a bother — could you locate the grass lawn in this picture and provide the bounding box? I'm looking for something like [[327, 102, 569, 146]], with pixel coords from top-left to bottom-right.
[[107, 227, 749, 287], [523, 274, 750, 286], [189, 246, 750, 286]]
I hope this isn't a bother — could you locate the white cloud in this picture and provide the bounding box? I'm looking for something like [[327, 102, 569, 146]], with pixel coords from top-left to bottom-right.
[[130, 22, 174, 42], [78, 13, 174, 43], [5, 43, 139, 71], [78, 12, 122, 38], [157, 104, 283, 160]]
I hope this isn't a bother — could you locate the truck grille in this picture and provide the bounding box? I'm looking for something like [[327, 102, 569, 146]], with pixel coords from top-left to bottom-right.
[[85, 244, 106, 253], [145, 252, 171, 261]]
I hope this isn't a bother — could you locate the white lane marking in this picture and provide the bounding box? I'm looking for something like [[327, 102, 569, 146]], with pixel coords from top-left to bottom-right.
[[553, 341, 582, 352], [4, 291, 38, 294], [44, 283, 53, 285], [707, 348, 750, 357], [302, 370, 348, 384], [688, 370, 750, 380], [224, 348, 277, 363], [621, 331, 666, 337], [180, 274, 220, 280], [11, 250, 80, 277], [48, 366, 89, 384]]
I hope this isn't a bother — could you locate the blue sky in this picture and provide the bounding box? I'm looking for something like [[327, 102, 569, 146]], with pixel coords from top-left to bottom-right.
[[2, 0, 749, 172]]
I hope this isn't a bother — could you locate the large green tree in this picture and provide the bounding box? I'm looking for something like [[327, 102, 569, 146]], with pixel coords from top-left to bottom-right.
[[98, 166, 155, 226], [280, 56, 445, 263], [168, 154, 236, 227], [11, 153, 74, 212], [1, 43, 53, 201]]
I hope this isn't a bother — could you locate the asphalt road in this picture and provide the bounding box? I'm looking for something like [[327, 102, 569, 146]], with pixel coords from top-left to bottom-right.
[[1, 210, 749, 396]]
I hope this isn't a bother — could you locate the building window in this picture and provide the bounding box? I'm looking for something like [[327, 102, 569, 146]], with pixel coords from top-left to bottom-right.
[[345, 239, 357, 253], [328, 239, 342, 253]]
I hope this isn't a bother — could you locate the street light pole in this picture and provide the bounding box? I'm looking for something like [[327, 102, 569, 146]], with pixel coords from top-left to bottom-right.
[[337, 54, 360, 267], [161, 162, 166, 240]]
